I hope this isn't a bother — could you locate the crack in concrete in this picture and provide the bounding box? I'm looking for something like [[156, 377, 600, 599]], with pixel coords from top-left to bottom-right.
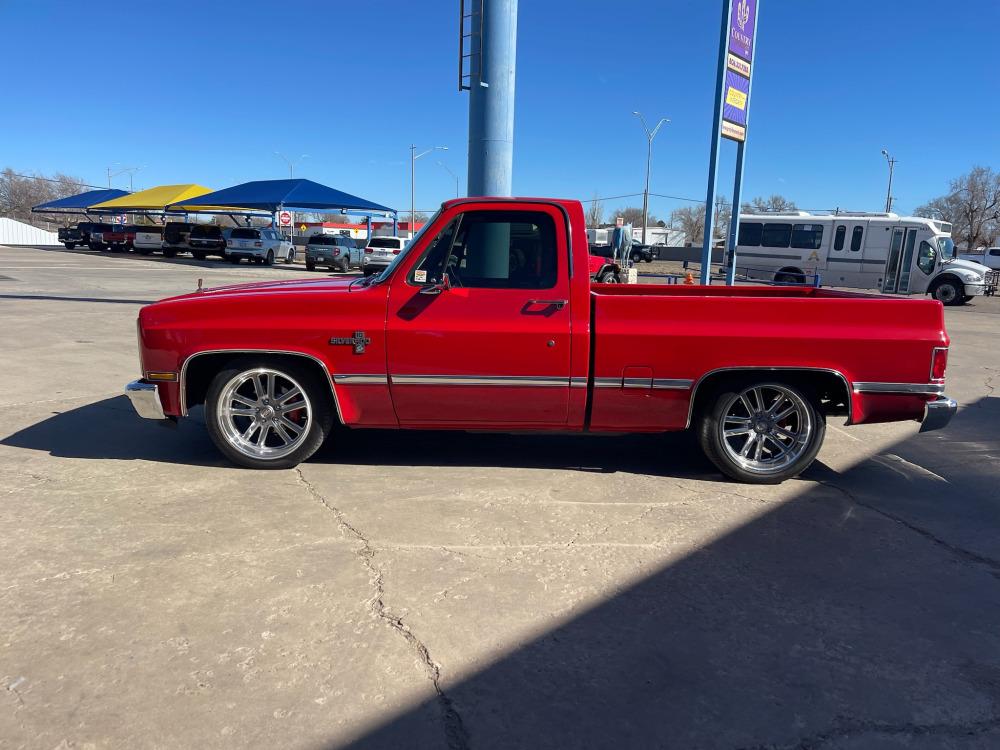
[[817, 478, 1000, 577], [294, 468, 469, 750], [738, 714, 1000, 749]]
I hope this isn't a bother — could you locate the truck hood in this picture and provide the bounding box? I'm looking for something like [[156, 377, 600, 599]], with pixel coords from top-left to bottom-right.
[[158, 275, 361, 304], [942, 258, 990, 276]]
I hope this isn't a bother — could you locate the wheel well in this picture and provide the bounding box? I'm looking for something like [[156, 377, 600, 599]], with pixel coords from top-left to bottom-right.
[[182, 351, 337, 418], [776, 267, 805, 279], [688, 369, 852, 427], [928, 274, 962, 291]]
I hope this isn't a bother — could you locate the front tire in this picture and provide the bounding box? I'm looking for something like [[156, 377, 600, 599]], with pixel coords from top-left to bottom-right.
[[697, 380, 825, 484], [931, 278, 964, 306], [163, 247, 177, 258], [192, 250, 207, 260], [285, 249, 294, 264], [306, 260, 316, 272], [205, 359, 335, 470], [65, 243, 76, 250]]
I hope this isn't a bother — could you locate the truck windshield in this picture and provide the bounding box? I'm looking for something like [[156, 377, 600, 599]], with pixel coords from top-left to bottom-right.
[[937, 237, 955, 259], [372, 210, 441, 284]]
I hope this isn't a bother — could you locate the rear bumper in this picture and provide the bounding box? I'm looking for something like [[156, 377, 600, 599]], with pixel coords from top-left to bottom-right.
[[920, 396, 957, 433], [125, 379, 168, 421]]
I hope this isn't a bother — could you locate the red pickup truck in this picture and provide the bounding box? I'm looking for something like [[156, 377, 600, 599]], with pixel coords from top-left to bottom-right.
[[126, 197, 956, 483]]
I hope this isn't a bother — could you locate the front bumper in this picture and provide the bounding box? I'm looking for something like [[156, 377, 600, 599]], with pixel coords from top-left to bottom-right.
[[964, 282, 986, 297], [920, 396, 958, 433], [125, 379, 168, 420]]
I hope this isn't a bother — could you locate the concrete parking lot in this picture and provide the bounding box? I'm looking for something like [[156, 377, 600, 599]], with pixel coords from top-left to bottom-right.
[[1, 244, 999, 749]]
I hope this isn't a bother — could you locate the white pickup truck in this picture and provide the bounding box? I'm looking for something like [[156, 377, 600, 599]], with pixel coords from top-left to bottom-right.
[[959, 248, 1000, 270], [133, 227, 164, 254]]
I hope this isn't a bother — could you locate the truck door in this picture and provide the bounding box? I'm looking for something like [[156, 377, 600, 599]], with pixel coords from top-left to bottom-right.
[[385, 205, 572, 425]]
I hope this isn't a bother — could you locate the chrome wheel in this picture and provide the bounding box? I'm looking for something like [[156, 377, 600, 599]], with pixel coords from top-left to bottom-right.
[[718, 384, 812, 477], [933, 281, 959, 304], [216, 368, 312, 460]]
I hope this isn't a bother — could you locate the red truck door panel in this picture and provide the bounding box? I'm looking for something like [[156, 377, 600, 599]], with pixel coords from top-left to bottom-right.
[[386, 205, 572, 424]]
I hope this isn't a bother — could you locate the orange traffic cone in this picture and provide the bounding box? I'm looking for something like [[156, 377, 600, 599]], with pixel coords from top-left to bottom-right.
[[684, 272, 695, 285]]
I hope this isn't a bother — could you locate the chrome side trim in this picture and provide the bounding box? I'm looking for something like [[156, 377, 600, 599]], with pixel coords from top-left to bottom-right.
[[332, 374, 389, 385], [570, 377, 589, 389], [685, 366, 854, 429], [390, 374, 569, 387], [179, 349, 343, 423], [593, 377, 621, 388], [853, 382, 946, 395], [653, 379, 695, 390], [623, 377, 652, 389]]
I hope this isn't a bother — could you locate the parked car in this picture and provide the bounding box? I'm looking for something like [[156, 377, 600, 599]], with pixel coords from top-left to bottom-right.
[[125, 196, 956, 482], [224, 227, 294, 265], [361, 236, 408, 276], [187, 224, 227, 259], [305, 234, 360, 272], [162, 222, 193, 258], [58, 222, 107, 250], [91, 224, 132, 252], [629, 243, 654, 263], [133, 226, 164, 255], [959, 248, 1000, 270]]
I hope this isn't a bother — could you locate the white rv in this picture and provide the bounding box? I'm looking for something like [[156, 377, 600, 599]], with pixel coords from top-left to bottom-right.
[[732, 211, 989, 305]]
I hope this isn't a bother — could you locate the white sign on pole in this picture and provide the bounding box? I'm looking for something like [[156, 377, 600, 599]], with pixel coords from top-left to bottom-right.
[[279, 211, 292, 227]]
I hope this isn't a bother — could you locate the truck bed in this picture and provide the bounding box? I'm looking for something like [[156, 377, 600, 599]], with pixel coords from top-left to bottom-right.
[[587, 284, 946, 432]]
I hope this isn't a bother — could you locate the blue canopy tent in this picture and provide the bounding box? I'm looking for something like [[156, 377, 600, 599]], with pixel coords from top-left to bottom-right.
[[32, 188, 130, 216], [170, 179, 397, 237]]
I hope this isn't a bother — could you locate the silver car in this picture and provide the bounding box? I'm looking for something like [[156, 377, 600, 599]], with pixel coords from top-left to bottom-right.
[[361, 236, 407, 276], [305, 234, 360, 272]]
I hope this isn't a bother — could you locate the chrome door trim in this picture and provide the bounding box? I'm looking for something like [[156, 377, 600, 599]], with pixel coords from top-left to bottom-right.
[[593, 377, 621, 388], [570, 377, 588, 389], [179, 348, 344, 422], [852, 382, 945, 395], [653, 379, 695, 390], [685, 366, 854, 429], [389, 374, 569, 387]]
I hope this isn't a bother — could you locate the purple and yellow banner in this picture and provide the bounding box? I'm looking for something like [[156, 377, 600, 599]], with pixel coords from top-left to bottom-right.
[[729, 0, 757, 63], [722, 0, 757, 142]]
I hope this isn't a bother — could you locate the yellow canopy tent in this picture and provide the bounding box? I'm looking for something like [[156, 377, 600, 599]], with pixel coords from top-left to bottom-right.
[[88, 184, 249, 213]]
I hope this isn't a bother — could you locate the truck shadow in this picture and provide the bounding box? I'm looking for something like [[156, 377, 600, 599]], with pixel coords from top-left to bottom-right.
[[2, 395, 718, 479], [337, 397, 1000, 749]]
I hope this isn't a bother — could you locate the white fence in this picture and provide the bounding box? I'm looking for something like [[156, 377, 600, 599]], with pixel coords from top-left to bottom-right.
[[0, 218, 59, 246]]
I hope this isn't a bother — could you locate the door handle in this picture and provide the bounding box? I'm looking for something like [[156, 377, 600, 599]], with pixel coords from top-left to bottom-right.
[[527, 299, 568, 309]]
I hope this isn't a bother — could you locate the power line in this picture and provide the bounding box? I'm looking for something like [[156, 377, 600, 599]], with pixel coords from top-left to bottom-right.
[[3, 171, 103, 190]]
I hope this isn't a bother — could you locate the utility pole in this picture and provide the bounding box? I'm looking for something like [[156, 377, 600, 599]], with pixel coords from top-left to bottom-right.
[[881, 149, 897, 213], [632, 111, 669, 245], [274, 152, 308, 178], [438, 161, 461, 197]]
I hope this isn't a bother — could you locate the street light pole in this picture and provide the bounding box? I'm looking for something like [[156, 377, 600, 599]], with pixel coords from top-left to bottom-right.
[[274, 152, 309, 178], [106, 164, 140, 190], [632, 111, 670, 245], [881, 149, 897, 213], [410, 145, 448, 237]]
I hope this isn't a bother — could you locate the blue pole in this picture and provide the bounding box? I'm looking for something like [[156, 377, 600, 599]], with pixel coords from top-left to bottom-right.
[[724, 0, 759, 286], [467, 0, 518, 197], [700, 0, 735, 285], [726, 142, 746, 285], [392, 213, 398, 237]]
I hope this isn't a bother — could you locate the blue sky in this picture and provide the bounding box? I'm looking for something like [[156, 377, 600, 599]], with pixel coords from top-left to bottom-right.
[[3, 0, 997, 219]]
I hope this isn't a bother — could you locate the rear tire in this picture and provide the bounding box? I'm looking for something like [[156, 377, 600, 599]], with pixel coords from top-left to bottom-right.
[[229, 255, 240, 264], [264, 250, 275, 267], [204, 358, 335, 470], [697, 379, 825, 484], [285, 249, 294, 264], [597, 269, 620, 283], [65, 243, 75, 250], [163, 247, 177, 258], [775, 271, 805, 284], [192, 250, 207, 261], [306, 260, 316, 272]]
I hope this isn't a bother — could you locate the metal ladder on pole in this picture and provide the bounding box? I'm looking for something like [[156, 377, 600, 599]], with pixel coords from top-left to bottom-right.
[[458, 0, 484, 91]]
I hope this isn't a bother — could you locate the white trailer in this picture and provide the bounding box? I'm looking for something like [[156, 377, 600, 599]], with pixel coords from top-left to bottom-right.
[[732, 211, 990, 305]]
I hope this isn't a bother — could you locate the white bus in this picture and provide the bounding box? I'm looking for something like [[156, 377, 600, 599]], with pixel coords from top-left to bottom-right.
[[732, 211, 990, 305]]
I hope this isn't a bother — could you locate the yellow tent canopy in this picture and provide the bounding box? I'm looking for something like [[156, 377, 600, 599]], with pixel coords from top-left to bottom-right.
[[88, 184, 249, 213]]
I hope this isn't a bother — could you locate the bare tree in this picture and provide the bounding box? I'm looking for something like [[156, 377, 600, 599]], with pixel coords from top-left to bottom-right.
[[915, 166, 1000, 251], [713, 195, 732, 240], [615, 206, 658, 228], [0, 168, 89, 226], [670, 206, 705, 246], [741, 194, 797, 214], [586, 193, 604, 228]]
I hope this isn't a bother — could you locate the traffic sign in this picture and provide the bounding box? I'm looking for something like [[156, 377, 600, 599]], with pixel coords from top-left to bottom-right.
[[279, 211, 292, 226], [299, 224, 307, 232]]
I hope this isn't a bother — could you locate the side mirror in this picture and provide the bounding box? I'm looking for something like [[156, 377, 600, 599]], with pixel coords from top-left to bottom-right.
[[419, 273, 452, 295]]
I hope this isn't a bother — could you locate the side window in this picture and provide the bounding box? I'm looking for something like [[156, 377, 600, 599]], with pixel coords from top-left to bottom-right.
[[761, 223, 792, 248], [738, 222, 762, 247], [413, 210, 558, 289], [791, 224, 824, 250], [851, 226, 864, 252], [834, 225, 846, 251], [916, 241, 936, 275], [990, 249, 1000, 257]]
